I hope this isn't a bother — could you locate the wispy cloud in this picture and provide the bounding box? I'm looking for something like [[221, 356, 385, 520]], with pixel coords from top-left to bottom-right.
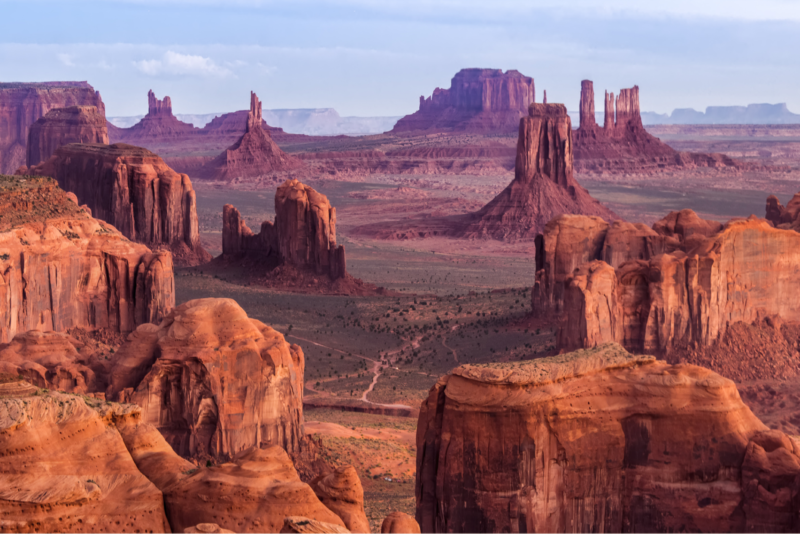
[[57, 53, 75, 66], [133, 51, 232, 78]]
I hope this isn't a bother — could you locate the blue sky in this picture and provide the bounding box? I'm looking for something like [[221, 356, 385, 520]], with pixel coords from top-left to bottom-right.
[[2, 0, 799, 116]]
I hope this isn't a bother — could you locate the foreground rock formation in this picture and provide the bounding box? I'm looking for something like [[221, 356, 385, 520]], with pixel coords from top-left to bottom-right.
[[26, 106, 108, 167], [416, 343, 800, 532], [27, 142, 210, 266], [454, 103, 617, 239], [0, 81, 104, 173], [533, 206, 800, 383], [198, 92, 303, 181], [310, 466, 369, 533], [222, 179, 347, 280], [107, 298, 306, 461], [573, 80, 740, 173], [0, 175, 174, 343], [392, 69, 535, 134]]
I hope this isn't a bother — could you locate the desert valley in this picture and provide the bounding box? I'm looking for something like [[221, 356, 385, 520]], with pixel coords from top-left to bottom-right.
[[3, 3, 800, 531]]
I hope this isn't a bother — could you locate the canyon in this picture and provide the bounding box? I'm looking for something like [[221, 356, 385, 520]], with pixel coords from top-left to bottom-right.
[[26, 142, 211, 266], [0, 82, 104, 174]]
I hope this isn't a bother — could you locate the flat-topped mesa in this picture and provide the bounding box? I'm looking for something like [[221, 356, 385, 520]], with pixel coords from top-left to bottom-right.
[[106, 298, 306, 461], [197, 91, 303, 181], [392, 68, 535, 133], [27, 142, 211, 266], [453, 102, 617, 240], [416, 343, 800, 533], [0, 81, 104, 173], [579, 80, 597, 130], [26, 105, 109, 167], [0, 175, 174, 342]]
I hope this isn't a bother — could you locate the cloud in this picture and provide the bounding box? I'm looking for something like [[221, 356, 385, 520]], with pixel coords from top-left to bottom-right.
[[57, 53, 75, 66], [133, 51, 232, 77]]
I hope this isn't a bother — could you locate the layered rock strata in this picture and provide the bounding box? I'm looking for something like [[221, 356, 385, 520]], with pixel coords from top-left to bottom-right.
[[0, 175, 174, 343], [107, 298, 306, 461], [0, 81, 104, 173], [223, 179, 347, 280], [198, 92, 303, 181], [416, 343, 800, 533], [28, 142, 210, 266], [455, 103, 617, 239], [26, 105, 108, 167], [392, 69, 535, 134]]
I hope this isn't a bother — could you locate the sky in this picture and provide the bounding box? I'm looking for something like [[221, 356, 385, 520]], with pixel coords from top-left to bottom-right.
[[2, 0, 799, 117]]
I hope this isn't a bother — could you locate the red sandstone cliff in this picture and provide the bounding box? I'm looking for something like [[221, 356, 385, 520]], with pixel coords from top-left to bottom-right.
[[0, 175, 174, 343], [416, 343, 800, 532], [392, 69, 535, 134], [454, 103, 617, 239], [198, 92, 303, 181], [0, 81, 104, 173], [26, 105, 108, 167], [28, 142, 210, 266], [107, 298, 305, 461]]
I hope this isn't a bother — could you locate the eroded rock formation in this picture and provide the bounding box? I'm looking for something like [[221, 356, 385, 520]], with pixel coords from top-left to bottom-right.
[[222, 179, 347, 280], [0, 81, 104, 173], [416, 343, 800, 533], [381, 512, 421, 533], [310, 466, 369, 533], [392, 69, 535, 134], [107, 298, 305, 461], [455, 103, 617, 239], [573, 81, 740, 173], [27, 142, 210, 266], [26, 106, 108, 167], [0, 175, 174, 343], [198, 92, 303, 181], [110, 90, 197, 143]]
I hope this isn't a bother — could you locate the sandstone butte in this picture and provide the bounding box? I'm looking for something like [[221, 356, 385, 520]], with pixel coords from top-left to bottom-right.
[[532, 208, 800, 369], [392, 68, 535, 134], [108, 90, 198, 143], [26, 142, 211, 266], [0, 174, 174, 344], [416, 343, 800, 533], [25, 105, 109, 167], [0, 81, 104, 174], [573, 80, 740, 173], [198, 92, 303, 181], [223, 178, 347, 280], [106, 298, 306, 462], [453, 103, 618, 240], [0, 378, 375, 533]]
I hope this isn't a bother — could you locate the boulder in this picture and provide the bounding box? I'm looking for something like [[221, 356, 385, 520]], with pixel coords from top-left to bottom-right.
[[107, 298, 305, 461], [416, 344, 800, 532], [28, 142, 211, 266], [310, 466, 370, 533], [0, 81, 104, 173], [26, 105, 108, 167], [381, 512, 421, 533], [0, 175, 174, 343]]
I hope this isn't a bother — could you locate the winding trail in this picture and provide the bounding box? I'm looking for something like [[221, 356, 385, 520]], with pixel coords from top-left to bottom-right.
[[441, 325, 461, 364]]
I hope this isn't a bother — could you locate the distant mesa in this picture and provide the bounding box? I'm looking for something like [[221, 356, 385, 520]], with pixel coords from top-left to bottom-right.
[[108, 89, 198, 142], [26, 105, 108, 167], [573, 80, 743, 173], [197, 92, 304, 181], [26, 142, 211, 266], [642, 102, 800, 125], [0, 81, 104, 173], [391, 68, 535, 134]]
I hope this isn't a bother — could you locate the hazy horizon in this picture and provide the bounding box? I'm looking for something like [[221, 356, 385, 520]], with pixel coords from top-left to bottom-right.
[[3, 0, 799, 117]]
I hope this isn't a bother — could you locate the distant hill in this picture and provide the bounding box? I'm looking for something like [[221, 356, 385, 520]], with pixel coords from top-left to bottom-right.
[[641, 103, 800, 125], [108, 108, 400, 135]]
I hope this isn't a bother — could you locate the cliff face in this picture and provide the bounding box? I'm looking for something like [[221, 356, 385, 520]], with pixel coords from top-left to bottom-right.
[[29, 142, 210, 266], [535, 209, 800, 360], [107, 298, 305, 462], [198, 92, 303, 181], [0, 81, 104, 173], [223, 179, 347, 280], [26, 105, 108, 167], [392, 69, 535, 134], [454, 103, 617, 240], [416, 344, 800, 533], [0, 175, 174, 343]]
